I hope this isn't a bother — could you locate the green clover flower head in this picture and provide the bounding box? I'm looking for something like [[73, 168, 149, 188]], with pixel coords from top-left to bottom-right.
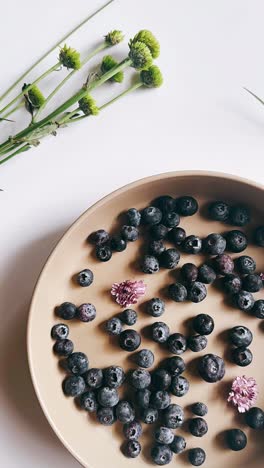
[[140, 65, 163, 88], [105, 30, 124, 46], [78, 94, 99, 116], [101, 55, 124, 83], [27, 85, 45, 108], [59, 44, 81, 70], [128, 41, 153, 70], [130, 30, 160, 59]]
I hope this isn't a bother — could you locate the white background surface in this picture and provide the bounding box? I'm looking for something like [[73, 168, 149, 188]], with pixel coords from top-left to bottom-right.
[[1, 0, 264, 466]]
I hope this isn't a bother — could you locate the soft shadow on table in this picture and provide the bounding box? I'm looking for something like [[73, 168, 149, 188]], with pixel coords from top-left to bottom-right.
[[0, 227, 80, 466]]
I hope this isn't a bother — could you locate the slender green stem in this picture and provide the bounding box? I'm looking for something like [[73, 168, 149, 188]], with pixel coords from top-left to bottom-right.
[[0, 143, 30, 165], [34, 43, 108, 122], [58, 107, 80, 125], [0, 62, 60, 115], [244, 87, 264, 106], [0, 0, 115, 104], [1, 101, 24, 119]]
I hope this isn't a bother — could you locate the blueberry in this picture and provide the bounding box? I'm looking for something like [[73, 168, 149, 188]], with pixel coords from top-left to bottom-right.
[[116, 400, 135, 423], [254, 226, 264, 247], [141, 407, 159, 424], [181, 263, 198, 283], [191, 402, 208, 417], [243, 273, 262, 292], [151, 390, 171, 410], [110, 235, 127, 252], [135, 349, 154, 368], [150, 224, 168, 240], [169, 226, 186, 245], [151, 444, 173, 465], [170, 376, 190, 397], [152, 368, 172, 390], [226, 429, 247, 451], [62, 375, 85, 396], [126, 208, 141, 227], [188, 335, 208, 352], [84, 368, 103, 389], [149, 240, 166, 256], [97, 406, 115, 425], [193, 314, 214, 335], [208, 200, 230, 221], [141, 255, 160, 274], [160, 248, 180, 269], [222, 274, 242, 294], [163, 403, 184, 428], [189, 417, 208, 437], [198, 353, 225, 383], [245, 407, 264, 430], [214, 254, 234, 274], [51, 323, 69, 340], [175, 196, 198, 216], [168, 282, 187, 302], [153, 195, 176, 213], [97, 386, 119, 407], [155, 426, 174, 445], [90, 229, 109, 245], [105, 317, 123, 335], [121, 225, 139, 242], [232, 347, 252, 366], [67, 352, 89, 375], [170, 435, 186, 454], [183, 235, 202, 254], [229, 326, 253, 347], [147, 297, 165, 317], [164, 356, 186, 376], [77, 303, 96, 322], [236, 255, 256, 274], [104, 366, 125, 388], [188, 447, 206, 466], [252, 299, 264, 318], [96, 245, 112, 262], [162, 211, 180, 228], [53, 339, 74, 356], [123, 420, 142, 440], [130, 369, 151, 389], [79, 390, 98, 412], [198, 264, 216, 284], [203, 233, 226, 255], [56, 302, 77, 320], [233, 290, 255, 311], [142, 206, 162, 225], [135, 389, 151, 409], [226, 230, 247, 253], [119, 329, 141, 351], [119, 309, 137, 325], [188, 282, 207, 303], [151, 322, 170, 343], [124, 440, 141, 458], [167, 333, 187, 354], [229, 205, 250, 226], [76, 268, 94, 287]]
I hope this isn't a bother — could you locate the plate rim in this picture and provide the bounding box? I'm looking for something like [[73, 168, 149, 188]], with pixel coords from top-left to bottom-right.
[[27, 170, 264, 467]]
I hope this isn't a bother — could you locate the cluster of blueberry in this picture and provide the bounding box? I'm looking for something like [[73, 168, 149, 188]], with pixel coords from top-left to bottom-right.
[[55, 301, 96, 326]]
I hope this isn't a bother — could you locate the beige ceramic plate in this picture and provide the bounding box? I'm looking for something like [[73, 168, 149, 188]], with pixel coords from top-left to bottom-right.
[[28, 171, 264, 468]]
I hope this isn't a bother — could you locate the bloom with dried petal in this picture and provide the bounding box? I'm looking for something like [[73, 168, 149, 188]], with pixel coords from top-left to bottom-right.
[[227, 375, 258, 413], [111, 279, 146, 307]]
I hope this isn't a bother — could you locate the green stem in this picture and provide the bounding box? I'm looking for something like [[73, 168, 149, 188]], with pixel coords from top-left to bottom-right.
[[0, 62, 60, 115], [0, 0, 115, 104], [244, 87, 264, 106], [1, 101, 24, 119], [0, 143, 30, 165], [33, 42, 108, 122], [58, 107, 80, 125]]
